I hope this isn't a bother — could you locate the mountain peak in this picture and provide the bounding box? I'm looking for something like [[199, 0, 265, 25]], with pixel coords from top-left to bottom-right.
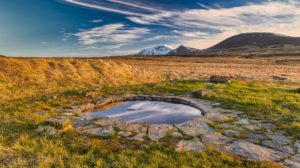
[[137, 45, 173, 56], [168, 45, 201, 55], [207, 32, 300, 51]]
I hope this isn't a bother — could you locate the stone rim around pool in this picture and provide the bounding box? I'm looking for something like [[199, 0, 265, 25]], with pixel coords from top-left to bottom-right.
[[40, 95, 300, 167]]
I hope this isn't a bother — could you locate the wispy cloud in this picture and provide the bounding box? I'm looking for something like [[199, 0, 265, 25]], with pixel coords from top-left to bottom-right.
[[65, 0, 300, 50], [90, 19, 103, 23], [73, 23, 150, 46]]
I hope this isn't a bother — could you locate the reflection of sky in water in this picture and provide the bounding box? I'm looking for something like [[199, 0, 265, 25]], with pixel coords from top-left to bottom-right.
[[83, 101, 202, 124]]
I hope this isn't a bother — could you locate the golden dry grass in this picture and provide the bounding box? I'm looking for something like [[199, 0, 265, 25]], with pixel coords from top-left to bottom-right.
[[0, 57, 163, 102], [109, 56, 300, 82]]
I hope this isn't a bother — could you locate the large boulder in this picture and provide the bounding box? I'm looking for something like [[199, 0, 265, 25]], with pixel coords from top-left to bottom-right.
[[209, 75, 231, 83]]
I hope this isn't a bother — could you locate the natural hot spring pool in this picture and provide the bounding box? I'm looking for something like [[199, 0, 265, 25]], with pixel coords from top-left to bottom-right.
[[83, 101, 203, 124]]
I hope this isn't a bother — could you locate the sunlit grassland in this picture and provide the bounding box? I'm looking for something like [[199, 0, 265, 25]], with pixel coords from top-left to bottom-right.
[[1, 78, 299, 167]]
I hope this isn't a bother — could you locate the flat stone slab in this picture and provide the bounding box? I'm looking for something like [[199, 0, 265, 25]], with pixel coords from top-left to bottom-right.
[[236, 119, 249, 125], [82, 125, 115, 137], [176, 139, 206, 153], [262, 140, 295, 155], [202, 133, 231, 145], [223, 130, 240, 137], [118, 122, 149, 134], [244, 124, 261, 131], [128, 133, 146, 141], [246, 133, 268, 140], [283, 154, 300, 168], [222, 140, 286, 161], [261, 123, 276, 130], [93, 117, 125, 127], [175, 121, 215, 137], [148, 124, 174, 141], [268, 135, 292, 145]]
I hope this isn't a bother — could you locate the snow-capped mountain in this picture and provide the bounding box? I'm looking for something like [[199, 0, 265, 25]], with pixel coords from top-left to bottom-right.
[[137, 45, 173, 56], [168, 45, 201, 55]]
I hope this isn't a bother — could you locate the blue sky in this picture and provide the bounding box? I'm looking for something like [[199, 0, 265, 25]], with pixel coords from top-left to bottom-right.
[[0, 0, 300, 56]]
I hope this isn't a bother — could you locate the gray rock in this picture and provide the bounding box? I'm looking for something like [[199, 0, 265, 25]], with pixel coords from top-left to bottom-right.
[[223, 140, 286, 161], [269, 135, 292, 145], [283, 154, 300, 168], [246, 133, 268, 140], [295, 141, 300, 153], [93, 117, 124, 127], [119, 122, 148, 134], [83, 126, 115, 137], [36, 126, 58, 136], [202, 133, 231, 145], [262, 140, 295, 155], [223, 130, 240, 137], [148, 124, 174, 141], [176, 139, 206, 153], [128, 133, 145, 141], [176, 121, 215, 137], [206, 112, 230, 122], [217, 123, 233, 129], [236, 119, 249, 125], [261, 123, 276, 130], [244, 124, 261, 131], [118, 131, 133, 137]]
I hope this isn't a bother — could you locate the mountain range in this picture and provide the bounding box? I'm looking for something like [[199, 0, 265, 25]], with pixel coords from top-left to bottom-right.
[[136, 32, 300, 56]]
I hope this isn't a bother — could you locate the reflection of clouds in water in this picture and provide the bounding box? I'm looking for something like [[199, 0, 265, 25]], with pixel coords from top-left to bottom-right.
[[83, 101, 202, 124]]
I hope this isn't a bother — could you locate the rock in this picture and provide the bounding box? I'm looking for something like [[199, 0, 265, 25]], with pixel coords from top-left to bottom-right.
[[261, 123, 276, 130], [202, 133, 231, 145], [148, 124, 174, 141], [36, 126, 58, 136], [83, 125, 115, 137], [236, 119, 249, 125], [118, 131, 133, 137], [206, 112, 230, 122], [223, 130, 240, 137], [244, 124, 261, 131], [209, 75, 231, 83], [222, 140, 286, 161], [47, 116, 72, 130], [296, 88, 300, 93], [262, 140, 295, 154], [176, 139, 206, 153], [176, 121, 215, 137], [246, 133, 268, 140], [295, 141, 300, 153], [93, 117, 124, 127], [268, 135, 292, 145], [119, 122, 148, 134], [128, 133, 145, 141], [192, 89, 215, 98], [217, 123, 233, 129], [283, 154, 300, 168]]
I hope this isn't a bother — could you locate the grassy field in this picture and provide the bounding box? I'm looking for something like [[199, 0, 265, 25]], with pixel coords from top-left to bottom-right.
[[1, 57, 299, 167]]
